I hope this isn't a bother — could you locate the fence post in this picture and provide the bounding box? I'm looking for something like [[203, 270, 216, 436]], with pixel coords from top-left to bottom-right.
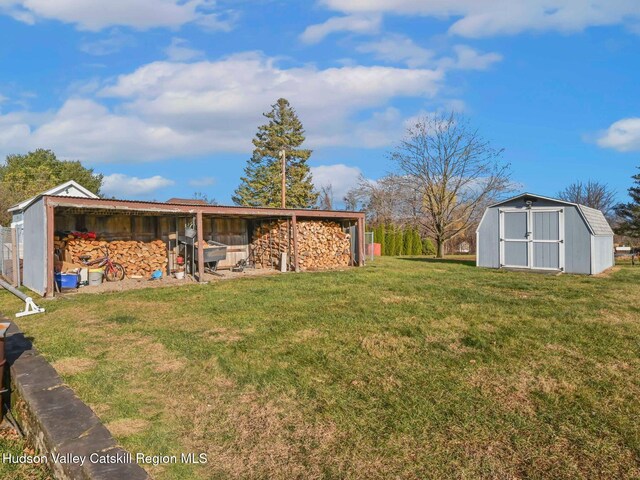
[[11, 227, 19, 287]]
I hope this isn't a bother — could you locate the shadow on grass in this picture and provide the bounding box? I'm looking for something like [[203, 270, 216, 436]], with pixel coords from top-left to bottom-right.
[[106, 314, 138, 324], [397, 257, 476, 267]]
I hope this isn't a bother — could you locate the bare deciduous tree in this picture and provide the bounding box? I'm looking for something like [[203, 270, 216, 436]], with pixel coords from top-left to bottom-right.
[[346, 174, 412, 225], [319, 184, 334, 210], [391, 112, 512, 258], [343, 189, 360, 211], [557, 180, 616, 217], [192, 192, 218, 205]]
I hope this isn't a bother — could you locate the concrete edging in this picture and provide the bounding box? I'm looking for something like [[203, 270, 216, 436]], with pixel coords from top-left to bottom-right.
[[4, 320, 150, 480]]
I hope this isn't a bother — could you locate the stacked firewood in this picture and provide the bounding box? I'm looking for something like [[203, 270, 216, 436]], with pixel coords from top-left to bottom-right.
[[251, 221, 290, 269], [296, 221, 351, 270], [62, 237, 168, 277], [251, 220, 351, 271]]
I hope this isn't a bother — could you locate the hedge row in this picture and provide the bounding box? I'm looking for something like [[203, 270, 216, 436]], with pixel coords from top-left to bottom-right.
[[371, 224, 436, 256]]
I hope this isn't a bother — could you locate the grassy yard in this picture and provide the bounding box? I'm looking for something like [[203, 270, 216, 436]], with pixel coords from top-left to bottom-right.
[[1, 257, 640, 479], [0, 428, 51, 480]]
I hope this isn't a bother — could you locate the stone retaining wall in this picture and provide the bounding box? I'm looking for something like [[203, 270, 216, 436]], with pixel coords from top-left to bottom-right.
[[4, 320, 150, 480]]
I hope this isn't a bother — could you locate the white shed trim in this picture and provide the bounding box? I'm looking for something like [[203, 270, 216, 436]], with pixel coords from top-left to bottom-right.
[[8, 180, 99, 213]]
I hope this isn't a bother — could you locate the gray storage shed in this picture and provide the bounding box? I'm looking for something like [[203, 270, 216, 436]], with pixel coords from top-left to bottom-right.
[[476, 193, 614, 274]]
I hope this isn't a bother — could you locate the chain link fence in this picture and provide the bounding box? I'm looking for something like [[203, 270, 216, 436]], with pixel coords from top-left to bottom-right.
[[0, 226, 20, 286], [364, 231, 375, 262]]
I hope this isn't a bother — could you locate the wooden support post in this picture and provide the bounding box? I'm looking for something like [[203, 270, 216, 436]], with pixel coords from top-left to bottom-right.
[[45, 202, 55, 297], [291, 214, 299, 272], [10, 227, 19, 287], [196, 211, 205, 282], [357, 217, 365, 267], [287, 218, 291, 271]]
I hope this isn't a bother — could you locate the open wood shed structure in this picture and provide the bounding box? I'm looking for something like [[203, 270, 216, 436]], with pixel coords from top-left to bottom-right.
[[19, 195, 366, 297], [8, 180, 98, 259], [476, 193, 614, 274]]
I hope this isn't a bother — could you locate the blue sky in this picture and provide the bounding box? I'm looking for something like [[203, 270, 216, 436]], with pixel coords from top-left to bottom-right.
[[0, 0, 639, 205]]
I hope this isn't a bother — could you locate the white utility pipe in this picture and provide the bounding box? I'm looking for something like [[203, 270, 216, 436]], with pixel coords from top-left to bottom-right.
[[0, 278, 45, 317]]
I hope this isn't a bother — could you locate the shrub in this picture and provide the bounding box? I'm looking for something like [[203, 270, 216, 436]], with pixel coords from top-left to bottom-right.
[[412, 229, 423, 255], [394, 229, 404, 255], [422, 237, 436, 256], [385, 226, 396, 256], [403, 228, 414, 255]]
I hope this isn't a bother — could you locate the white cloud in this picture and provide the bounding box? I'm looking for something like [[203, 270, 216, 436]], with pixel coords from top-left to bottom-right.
[[356, 34, 434, 67], [0, 98, 211, 162], [356, 37, 501, 71], [0, 0, 228, 31], [97, 52, 443, 151], [189, 176, 216, 187], [0, 110, 44, 152], [195, 9, 239, 32], [300, 14, 381, 44], [79, 29, 135, 56], [102, 173, 174, 197], [0, 52, 472, 162], [597, 117, 640, 152], [320, 0, 640, 38], [164, 37, 204, 62], [442, 45, 503, 70], [313, 107, 406, 148], [311, 164, 362, 200]]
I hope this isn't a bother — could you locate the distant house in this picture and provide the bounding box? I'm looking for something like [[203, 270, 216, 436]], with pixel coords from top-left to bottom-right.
[[456, 241, 471, 254], [9, 180, 99, 258], [166, 198, 210, 206]]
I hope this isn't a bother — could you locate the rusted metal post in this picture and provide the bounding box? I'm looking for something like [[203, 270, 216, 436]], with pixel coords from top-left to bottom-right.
[[291, 214, 299, 272], [45, 201, 55, 297], [0, 322, 10, 423], [357, 216, 365, 266], [196, 211, 205, 282]]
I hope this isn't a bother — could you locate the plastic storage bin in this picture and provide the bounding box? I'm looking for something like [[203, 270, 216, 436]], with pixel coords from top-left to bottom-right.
[[55, 273, 79, 289]]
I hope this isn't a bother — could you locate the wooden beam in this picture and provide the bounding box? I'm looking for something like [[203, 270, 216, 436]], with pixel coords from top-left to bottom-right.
[[196, 211, 205, 282], [46, 195, 365, 221], [357, 217, 365, 267], [291, 214, 299, 273], [45, 201, 55, 297]]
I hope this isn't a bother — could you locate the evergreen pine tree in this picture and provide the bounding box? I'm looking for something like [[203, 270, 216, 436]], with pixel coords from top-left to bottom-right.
[[614, 167, 640, 239], [404, 227, 413, 256], [413, 230, 423, 255], [395, 229, 404, 255], [386, 225, 396, 256], [233, 98, 318, 208]]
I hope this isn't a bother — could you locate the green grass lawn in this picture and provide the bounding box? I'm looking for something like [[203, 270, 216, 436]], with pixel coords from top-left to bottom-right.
[[0, 429, 51, 480], [1, 257, 640, 479]]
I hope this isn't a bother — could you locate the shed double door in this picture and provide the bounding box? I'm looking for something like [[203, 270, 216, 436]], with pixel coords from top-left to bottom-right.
[[499, 208, 564, 270]]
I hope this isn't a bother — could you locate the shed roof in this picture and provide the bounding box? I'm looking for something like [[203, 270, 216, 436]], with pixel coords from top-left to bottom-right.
[[578, 205, 614, 235], [489, 192, 614, 236], [39, 194, 365, 220], [8, 180, 99, 213]]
